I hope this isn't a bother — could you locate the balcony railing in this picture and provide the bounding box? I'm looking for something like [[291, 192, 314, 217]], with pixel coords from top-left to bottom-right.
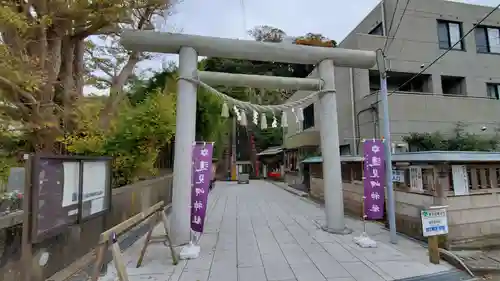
[[363, 90, 494, 100]]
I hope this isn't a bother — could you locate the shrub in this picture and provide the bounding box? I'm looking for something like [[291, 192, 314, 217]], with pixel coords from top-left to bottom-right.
[[62, 89, 176, 187]]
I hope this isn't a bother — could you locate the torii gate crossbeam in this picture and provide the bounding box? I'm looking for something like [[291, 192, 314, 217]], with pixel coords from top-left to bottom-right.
[[121, 30, 377, 246]]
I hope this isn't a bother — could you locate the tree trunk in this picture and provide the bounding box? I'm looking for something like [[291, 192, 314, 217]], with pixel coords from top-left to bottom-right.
[[98, 51, 141, 129]]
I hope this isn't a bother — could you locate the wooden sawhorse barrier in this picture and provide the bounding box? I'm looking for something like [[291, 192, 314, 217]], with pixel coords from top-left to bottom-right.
[[91, 201, 178, 281]]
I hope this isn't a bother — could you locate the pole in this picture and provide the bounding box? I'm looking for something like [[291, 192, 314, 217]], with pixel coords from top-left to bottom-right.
[[318, 59, 351, 234], [231, 116, 237, 181], [170, 47, 198, 245], [380, 0, 387, 36], [21, 154, 32, 281], [377, 49, 397, 244]]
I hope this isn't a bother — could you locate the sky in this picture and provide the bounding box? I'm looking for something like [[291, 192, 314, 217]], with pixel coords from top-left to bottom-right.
[[85, 0, 499, 95]]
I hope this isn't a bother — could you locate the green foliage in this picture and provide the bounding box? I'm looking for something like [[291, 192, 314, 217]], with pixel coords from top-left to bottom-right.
[[127, 63, 227, 158], [253, 126, 283, 151], [403, 123, 500, 152], [129, 65, 224, 140], [0, 157, 16, 187], [62, 90, 176, 187], [1, 0, 174, 152], [0, 123, 26, 185]]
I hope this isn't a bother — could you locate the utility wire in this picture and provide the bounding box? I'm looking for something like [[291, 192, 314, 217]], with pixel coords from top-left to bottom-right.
[[375, 2, 500, 104], [240, 0, 248, 37], [384, 0, 410, 53], [383, 0, 400, 52]]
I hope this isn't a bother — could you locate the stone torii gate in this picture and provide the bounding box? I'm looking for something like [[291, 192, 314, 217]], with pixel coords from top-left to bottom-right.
[[121, 31, 377, 245]]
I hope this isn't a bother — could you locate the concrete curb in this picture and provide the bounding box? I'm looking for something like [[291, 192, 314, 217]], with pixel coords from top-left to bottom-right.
[[267, 180, 308, 197]]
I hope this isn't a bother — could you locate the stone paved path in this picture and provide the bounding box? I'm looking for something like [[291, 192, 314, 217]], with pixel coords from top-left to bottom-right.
[[99, 180, 453, 281]]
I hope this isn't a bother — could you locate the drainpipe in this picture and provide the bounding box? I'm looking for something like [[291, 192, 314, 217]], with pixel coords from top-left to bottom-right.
[[381, 0, 387, 36], [373, 105, 380, 138], [355, 105, 379, 153], [349, 68, 358, 155]]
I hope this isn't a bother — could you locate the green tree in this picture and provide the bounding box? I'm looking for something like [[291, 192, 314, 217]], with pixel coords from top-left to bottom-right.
[[62, 89, 177, 187], [0, 0, 176, 152], [128, 63, 224, 141]]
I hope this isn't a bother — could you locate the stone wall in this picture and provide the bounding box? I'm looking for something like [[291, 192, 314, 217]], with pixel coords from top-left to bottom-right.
[[308, 160, 436, 242], [393, 191, 434, 242], [447, 194, 500, 248], [0, 174, 173, 281], [310, 174, 432, 241], [308, 160, 500, 249]]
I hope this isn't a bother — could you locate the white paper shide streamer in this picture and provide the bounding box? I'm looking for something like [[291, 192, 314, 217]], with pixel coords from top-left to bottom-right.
[[240, 110, 247, 126], [297, 107, 304, 122], [198, 73, 333, 129], [221, 102, 229, 117], [260, 113, 267, 129], [281, 111, 288, 128], [253, 110, 259, 125], [233, 106, 241, 121]]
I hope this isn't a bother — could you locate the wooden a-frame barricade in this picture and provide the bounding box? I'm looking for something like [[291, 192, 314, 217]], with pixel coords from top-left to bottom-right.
[[91, 201, 178, 281]]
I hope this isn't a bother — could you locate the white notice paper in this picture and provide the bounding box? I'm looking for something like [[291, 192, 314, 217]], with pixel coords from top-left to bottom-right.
[[82, 161, 108, 216]]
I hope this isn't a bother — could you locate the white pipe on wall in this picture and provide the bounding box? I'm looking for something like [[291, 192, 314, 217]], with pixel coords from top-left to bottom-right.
[[349, 68, 358, 156]]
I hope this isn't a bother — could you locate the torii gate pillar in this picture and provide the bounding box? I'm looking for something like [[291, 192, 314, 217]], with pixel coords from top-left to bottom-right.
[[170, 47, 198, 245], [317, 60, 349, 233]]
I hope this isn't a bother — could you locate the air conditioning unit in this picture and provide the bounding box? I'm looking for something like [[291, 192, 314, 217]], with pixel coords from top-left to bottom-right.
[[391, 142, 408, 154]]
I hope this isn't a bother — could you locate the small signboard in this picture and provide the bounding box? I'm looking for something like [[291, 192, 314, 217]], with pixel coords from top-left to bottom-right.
[[392, 169, 405, 183], [421, 208, 448, 237]]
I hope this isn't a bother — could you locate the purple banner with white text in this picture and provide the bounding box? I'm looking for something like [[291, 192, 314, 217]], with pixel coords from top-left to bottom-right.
[[190, 143, 214, 233], [363, 139, 386, 220]]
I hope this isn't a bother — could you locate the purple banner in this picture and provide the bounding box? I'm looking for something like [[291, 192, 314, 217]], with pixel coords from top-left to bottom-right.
[[363, 139, 386, 220], [190, 143, 214, 233]]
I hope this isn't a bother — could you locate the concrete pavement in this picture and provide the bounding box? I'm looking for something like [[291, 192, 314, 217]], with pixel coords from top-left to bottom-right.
[[98, 180, 455, 281]]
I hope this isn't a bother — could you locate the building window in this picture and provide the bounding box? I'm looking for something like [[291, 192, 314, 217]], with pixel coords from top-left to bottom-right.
[[441, 76, 466, 95], [369, 23, 384, 36], [475, 26, 500, 53], [487, 83, 500, 100], [302, 104, 315, 130], [437, 20, 464, 50], [340, 145, 351, 156]]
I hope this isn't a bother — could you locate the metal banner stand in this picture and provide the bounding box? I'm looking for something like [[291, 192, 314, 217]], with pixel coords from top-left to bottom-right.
[[179, 230, 201, 260], [353, 139, 377, 248]]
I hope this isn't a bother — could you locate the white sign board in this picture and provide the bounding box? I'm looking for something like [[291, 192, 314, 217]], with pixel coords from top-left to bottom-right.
[[60, 161, 108, 217], [410, 167, 423, 191], [61, 162, 80, 207], [82, 161, 108, 216], [421, 208, 448, 237]]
